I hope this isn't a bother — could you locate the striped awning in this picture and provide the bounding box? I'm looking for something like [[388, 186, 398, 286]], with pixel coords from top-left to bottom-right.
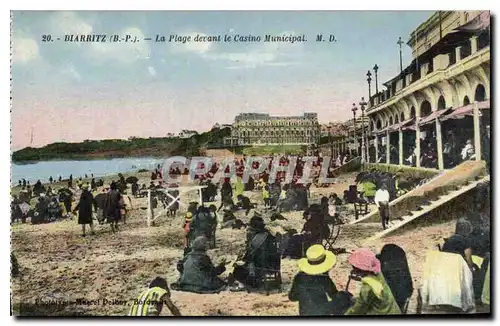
[[388, 118, 415, 133], [440, 99, 490, 121], [419, 108, 453, 126], [373, 126, 388, 135]]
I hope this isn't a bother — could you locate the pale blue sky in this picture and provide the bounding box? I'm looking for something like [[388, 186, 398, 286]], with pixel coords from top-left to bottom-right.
[[11, 11, 433, 149]]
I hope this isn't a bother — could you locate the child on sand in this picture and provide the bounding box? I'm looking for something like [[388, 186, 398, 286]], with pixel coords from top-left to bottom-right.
[[183, 212, 193, 248]]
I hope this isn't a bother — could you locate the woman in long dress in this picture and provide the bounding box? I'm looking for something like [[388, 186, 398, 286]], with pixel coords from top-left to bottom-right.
[[74, 184, 97, 237]]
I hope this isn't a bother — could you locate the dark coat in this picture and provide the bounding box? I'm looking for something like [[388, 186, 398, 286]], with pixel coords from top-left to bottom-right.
[[233, 229, 280, 285], [239, 196, 252, 210], [220, 182, 232, 199], [75, 190, 97, 224], [302, 216, 329, 244], [190, 211, 216, 241], [104, 189, 121, 222], [243, 230, 279, 272], [179, 251, 226, 293], [289, 272, 338, 316]]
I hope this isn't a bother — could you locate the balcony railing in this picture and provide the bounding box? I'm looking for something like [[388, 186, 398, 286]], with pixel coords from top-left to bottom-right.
[[367, 43, 489, 114]]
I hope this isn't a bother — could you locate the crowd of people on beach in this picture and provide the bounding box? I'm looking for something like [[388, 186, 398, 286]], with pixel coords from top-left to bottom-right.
[[11, 151, 490, 316], [136, 151, 489, 316], [130, 175, 490, 316]]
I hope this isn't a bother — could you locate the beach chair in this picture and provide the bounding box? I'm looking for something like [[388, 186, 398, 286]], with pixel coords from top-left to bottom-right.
[[377, 244, 413, 314], [246, 236, 282, 295], [261, 257, 282, 295], [353, 199, 369, 220], [345, 185, 358, 203], [323, 224, 341, 252], [328, 271, 357, 315], [250, 255, 282, 296]]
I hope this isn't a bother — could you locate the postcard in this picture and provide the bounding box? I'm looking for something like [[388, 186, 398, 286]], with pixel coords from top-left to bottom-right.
[[10, 10, 491, 317]]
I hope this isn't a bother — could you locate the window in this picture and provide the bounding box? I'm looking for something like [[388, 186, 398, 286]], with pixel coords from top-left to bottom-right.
[[437, 96, 446, 110], [460, 41, 472, 59], [475, 84, 486, 101], [478, 30, 490, 50], [420, 101, 432, 117]]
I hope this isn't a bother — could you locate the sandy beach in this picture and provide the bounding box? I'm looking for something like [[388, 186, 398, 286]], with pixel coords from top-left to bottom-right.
[[10, 170, 467, 316]]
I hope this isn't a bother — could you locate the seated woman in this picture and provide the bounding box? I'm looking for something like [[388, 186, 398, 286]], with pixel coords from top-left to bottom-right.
[[289, 244, 338, 316], [302, 204, 330, 246], [345, 248, 401, 315], [442, 217, 489, 301], [178, 236, 227, 294], [236, 194, 254, 216], [441, 218, 474, 269], [189, 206, 216, 245], [325, 195, 342, 225], [281, 205, 329, 259], [232, 214, 279, 289], [329, 193, 342, 206]]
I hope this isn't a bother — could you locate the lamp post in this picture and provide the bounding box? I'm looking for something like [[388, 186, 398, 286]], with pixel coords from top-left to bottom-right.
[[373, 64, 379, 95], [359, 97, 367, 163], [352, 103, 358, 157], [366, 70, 372, 106], [397, 37, 404, 73], [327, 125, 332, 157]]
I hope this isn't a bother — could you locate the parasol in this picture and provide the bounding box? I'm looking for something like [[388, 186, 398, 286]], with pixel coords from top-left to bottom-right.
[[125, 176, 139, 184]]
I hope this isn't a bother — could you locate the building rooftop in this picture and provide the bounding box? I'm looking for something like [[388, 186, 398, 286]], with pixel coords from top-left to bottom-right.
[[234, 112, 318, 121]]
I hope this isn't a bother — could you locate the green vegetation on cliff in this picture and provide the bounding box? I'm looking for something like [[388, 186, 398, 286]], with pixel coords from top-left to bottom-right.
[[12, 127, 231, 162]]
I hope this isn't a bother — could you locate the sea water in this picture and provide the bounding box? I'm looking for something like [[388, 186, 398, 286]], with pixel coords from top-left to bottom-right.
[[11, 157, 164, 185]]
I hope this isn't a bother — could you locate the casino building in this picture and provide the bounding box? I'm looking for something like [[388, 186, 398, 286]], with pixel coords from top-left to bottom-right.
[[224, 112, 321, 146], [331, 11, 491, 171]]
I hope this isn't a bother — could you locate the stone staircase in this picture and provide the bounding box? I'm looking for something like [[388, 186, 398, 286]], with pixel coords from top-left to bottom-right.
[[364, 174, 489, 242], [348, 160, 488, 241]]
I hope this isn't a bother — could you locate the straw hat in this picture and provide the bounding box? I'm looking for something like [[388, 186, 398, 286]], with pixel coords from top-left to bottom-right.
[[185, 212, 193, 221], [81, 183, 89, 190], [348, 248, 381, 274], [298, 245, 337, 275]]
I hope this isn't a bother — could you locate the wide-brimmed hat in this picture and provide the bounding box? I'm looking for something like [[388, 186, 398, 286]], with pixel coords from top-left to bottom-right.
[[81, 184, 89, 190], [298, 245, 337, 275], [185, 212, 193, 221], [249, 214, 265, 230], [348, 248, 381, 274]]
